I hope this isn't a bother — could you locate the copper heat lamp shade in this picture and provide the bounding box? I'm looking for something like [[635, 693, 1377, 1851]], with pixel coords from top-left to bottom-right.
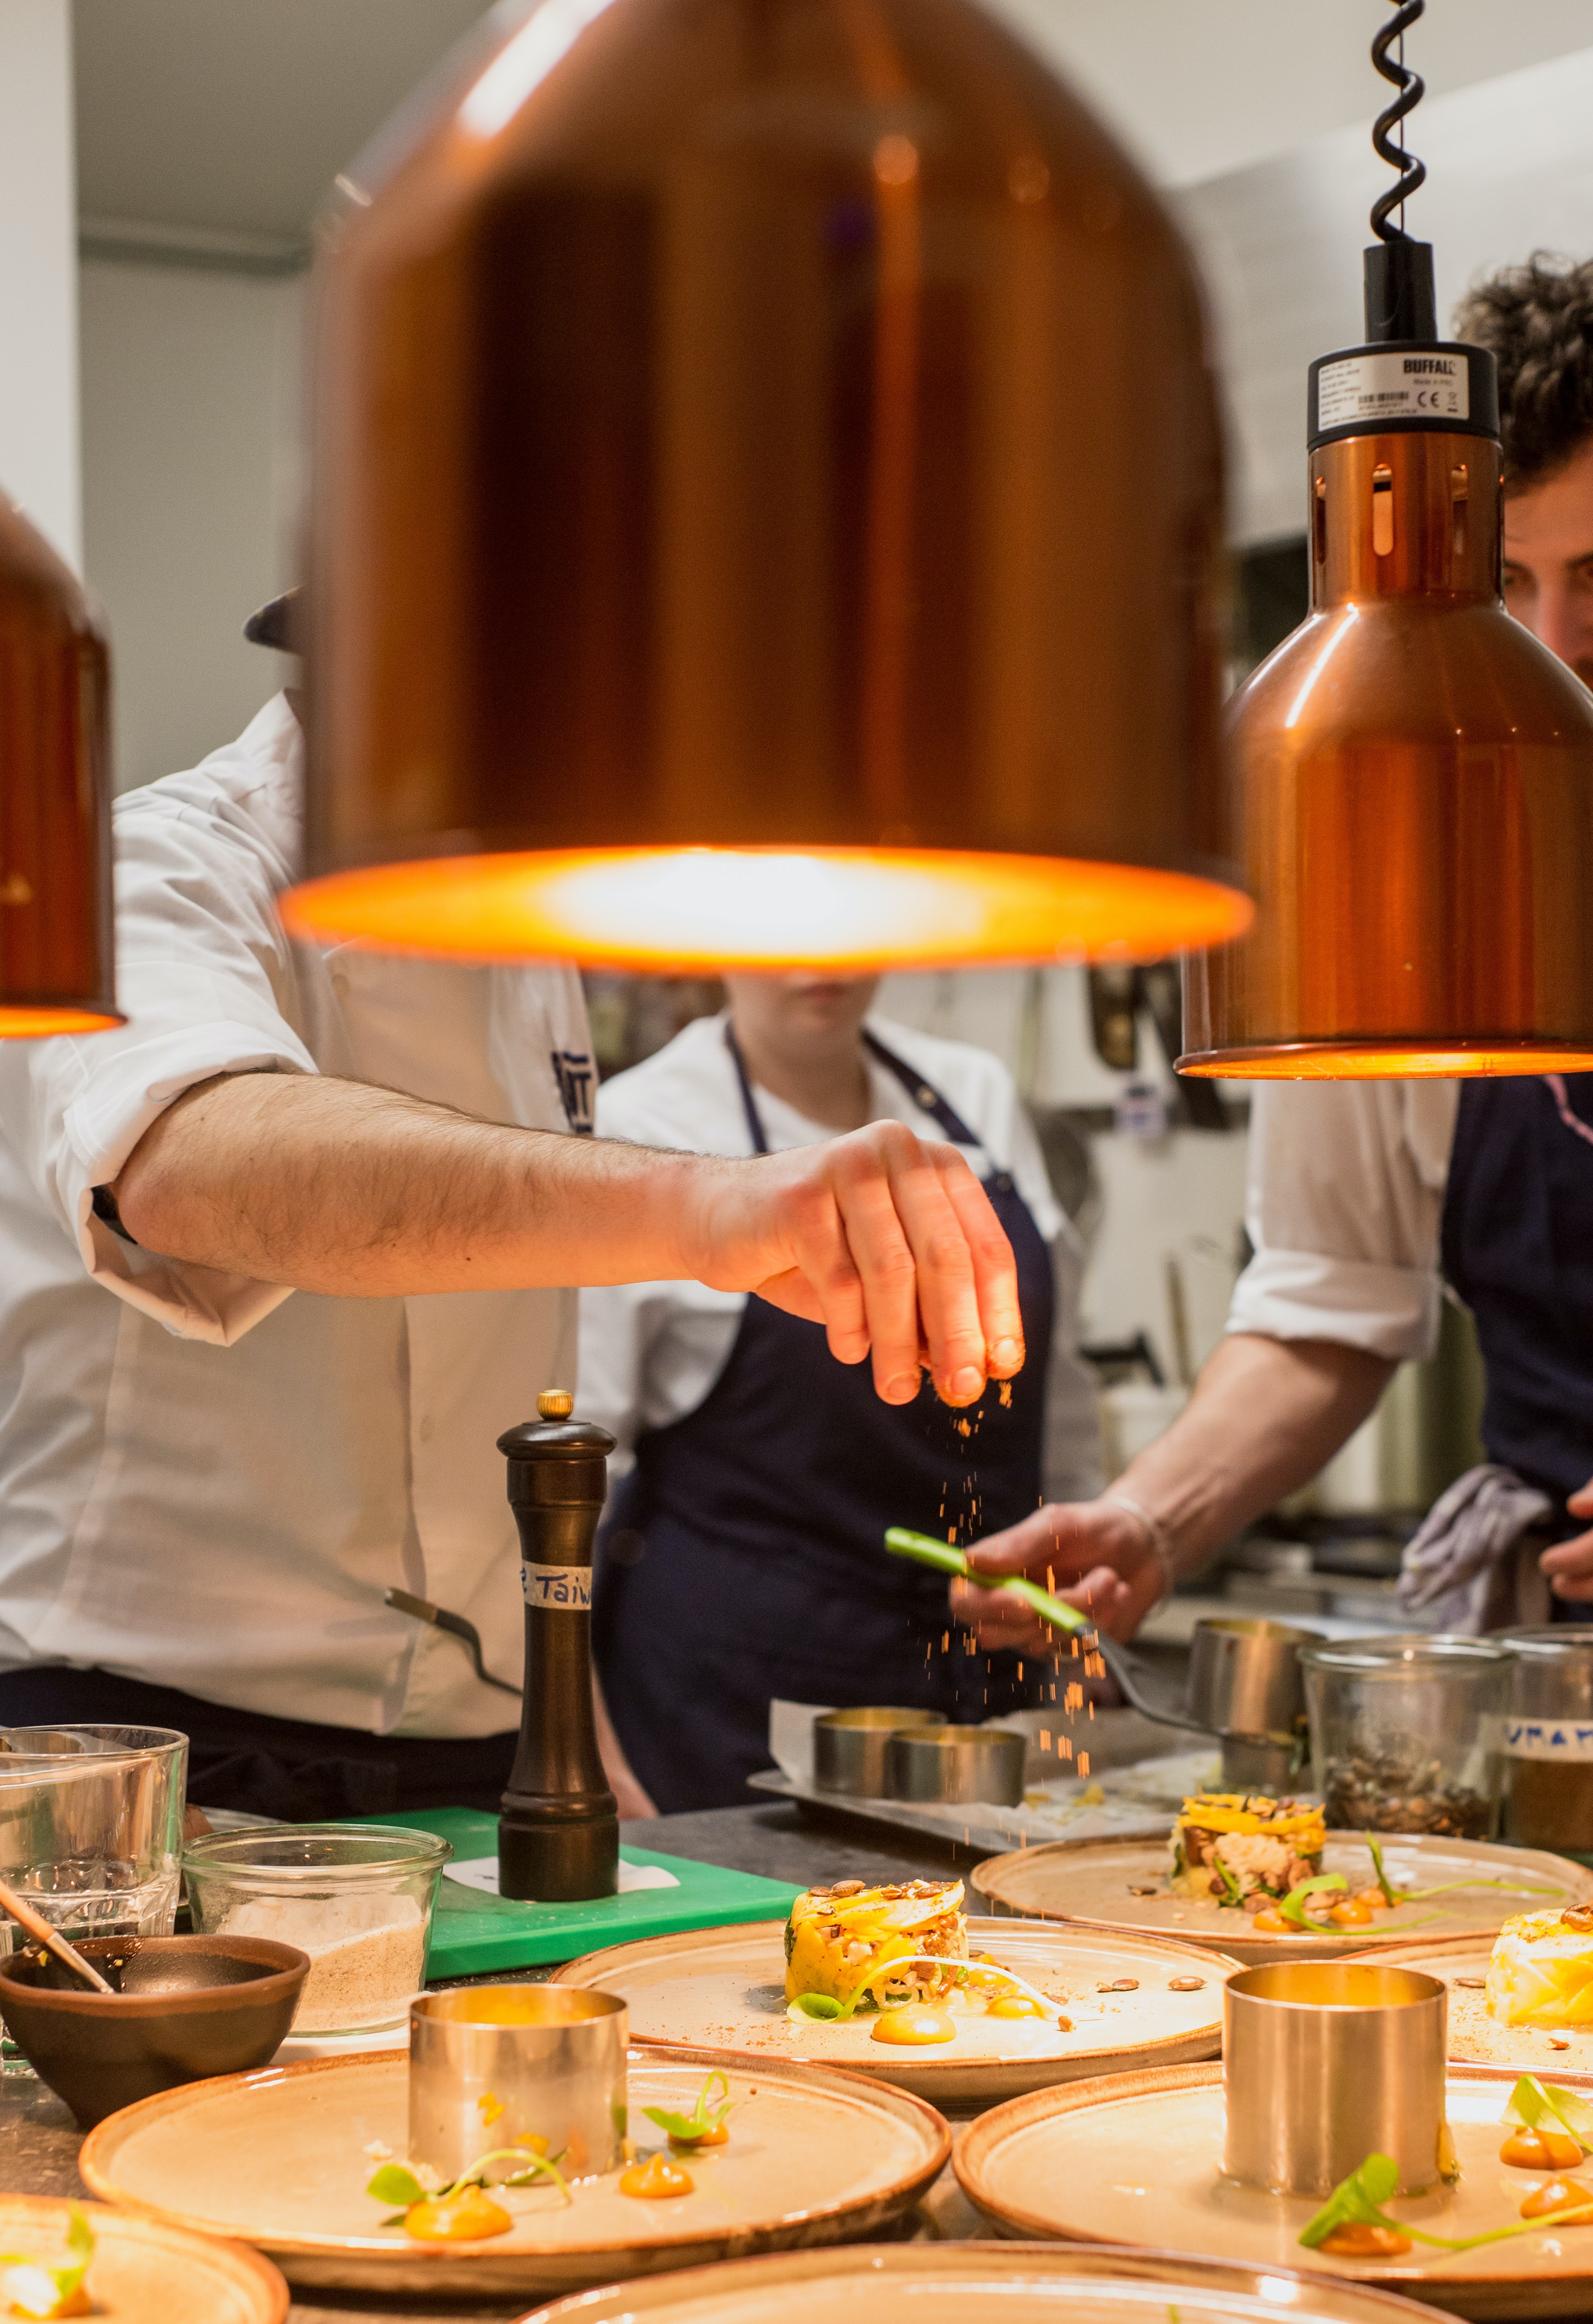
[[285, 0, 1248, 973], [0, 494, 118, 1037], [1183, 377, 1593, 1079]]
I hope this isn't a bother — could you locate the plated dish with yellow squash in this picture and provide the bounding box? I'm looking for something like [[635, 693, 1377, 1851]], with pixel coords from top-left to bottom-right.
[[972, 1817, 1593, 1964], [1358, 1900, 1593, 2074], [553, 1884, 1234, 2104]]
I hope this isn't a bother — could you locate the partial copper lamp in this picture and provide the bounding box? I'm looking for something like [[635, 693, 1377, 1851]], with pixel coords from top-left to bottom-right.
[[0, 494, 118, 1036], [284, 0, 1248, 973], [1182, 0, 1593, 1081]]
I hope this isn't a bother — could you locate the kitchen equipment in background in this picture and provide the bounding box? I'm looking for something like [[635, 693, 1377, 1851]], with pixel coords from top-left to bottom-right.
[[1300, 1634, 1514, 1837], [812, 1708, 939, 1798], [0, 1933, 308, 2127], [1183, 0, 1593, 1080], [408, 1986, 628, 2186], [0, 1726, 188, 1941], [1223, 1960, 1448, 2194], [0, 490, 119, 1036], [288, 0, 1249, 975], [885, 1726, 1027, 1808], [1186, 1617, 1319, 1790], [498, 1392, 618, 1904], [181, 1825, 448, 2034], [1497, 1627, 1593, 1853]]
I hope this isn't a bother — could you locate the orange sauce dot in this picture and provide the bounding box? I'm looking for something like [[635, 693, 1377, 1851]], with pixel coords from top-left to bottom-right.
[[620, 2153, 694, 2199], [1502, 2130, 1585, 2172], [871, 2006, 955, 2045], [404, 2188, 513, 2242]]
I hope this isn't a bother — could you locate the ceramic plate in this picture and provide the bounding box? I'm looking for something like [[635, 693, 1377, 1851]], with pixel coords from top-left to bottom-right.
[[78, 2047, 949, 2297], [0, 2196, 287, 2324], [970, 1837, 1592, 1966], [550, 1917, 1236, 2104], [518, 2238, 1446, 2324], [955, 2061, 1593, 2319], [1344, 1933, 1593, 2080]]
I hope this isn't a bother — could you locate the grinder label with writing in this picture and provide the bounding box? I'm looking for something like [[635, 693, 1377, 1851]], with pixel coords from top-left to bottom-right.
[[522, 1563, 592, 1610]]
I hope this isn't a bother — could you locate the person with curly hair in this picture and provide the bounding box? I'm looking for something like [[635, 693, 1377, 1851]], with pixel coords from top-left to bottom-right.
[[943, 254, 1593, 1647]]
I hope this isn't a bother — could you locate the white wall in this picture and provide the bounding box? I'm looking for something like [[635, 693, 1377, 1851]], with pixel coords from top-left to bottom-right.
[[993, 0, 1593, 191], [79, 259, 301, 793], [0, 0, 79, 565], [876, 967, 1251, 1378]]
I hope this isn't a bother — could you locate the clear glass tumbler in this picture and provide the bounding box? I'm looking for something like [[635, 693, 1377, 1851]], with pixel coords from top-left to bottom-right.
[[1300, 1635, 1515, 1838], [1496, 1627, 1593, 1852], [183, 1825, 450, 2033], [0, 1725, 188, 1940]]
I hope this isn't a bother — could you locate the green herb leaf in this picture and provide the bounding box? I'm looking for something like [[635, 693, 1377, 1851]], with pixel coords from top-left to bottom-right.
[[1300, 2148, 1593, 2258], [1279, 1873, 1346, 1930], [788, 1992, 854, 2022], [1365, 1833, 1400, 1908], [1211, 1854, 1243, 1907], [366, 2164, 427, 2208], [1503, 2074, 1593, 2153], [444, 2146, 574, 2208], [643, 2070, 735, 2146]]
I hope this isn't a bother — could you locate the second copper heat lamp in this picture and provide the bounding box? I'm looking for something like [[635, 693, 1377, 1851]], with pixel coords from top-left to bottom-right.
[[1182, 0, 1593, 1080]]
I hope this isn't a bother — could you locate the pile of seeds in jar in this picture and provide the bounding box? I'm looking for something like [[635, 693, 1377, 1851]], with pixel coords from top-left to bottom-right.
[[1323, 1749, 1490, 1838]]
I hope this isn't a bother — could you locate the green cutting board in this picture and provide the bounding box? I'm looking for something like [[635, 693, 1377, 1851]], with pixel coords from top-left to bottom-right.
[[366, 1808, 799, 1979]]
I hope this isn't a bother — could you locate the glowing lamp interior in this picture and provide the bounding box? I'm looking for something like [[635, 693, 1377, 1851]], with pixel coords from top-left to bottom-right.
[[282, 846, 1251, 971], [0, 1008, 123, 1039], [1180, 1042, 1593, 1081]]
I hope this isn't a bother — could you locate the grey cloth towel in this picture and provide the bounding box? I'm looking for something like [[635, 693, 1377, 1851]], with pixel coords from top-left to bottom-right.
[[1398, 1462, 1555, 1635]]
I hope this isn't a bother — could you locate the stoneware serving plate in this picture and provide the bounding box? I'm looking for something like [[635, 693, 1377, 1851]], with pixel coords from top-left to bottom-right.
[[515, 2238, 1447, 2324], [0, 2195, 288, 2324], [1344, 1932, 1593, 2081], [970, 1836, 1592, 1967], [954, 2060, 1593, 2319], [78, 2047, 949, 2296], [550, 1917, 1237, 2105]]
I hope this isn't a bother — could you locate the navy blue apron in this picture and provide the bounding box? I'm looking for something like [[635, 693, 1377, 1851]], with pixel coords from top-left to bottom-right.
[[1442, 1073, 1593, 1604], [593, 1027, 1056, 1811]]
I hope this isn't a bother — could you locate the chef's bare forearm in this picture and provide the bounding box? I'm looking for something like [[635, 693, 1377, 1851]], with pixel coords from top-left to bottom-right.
[[110, 1071, 710, 1296], [1114, 1331, 1394, 1576], [110, 1068, 1026, 1410]]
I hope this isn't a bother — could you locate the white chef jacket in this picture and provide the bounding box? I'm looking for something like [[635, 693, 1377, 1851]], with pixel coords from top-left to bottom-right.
[[0, 694, 594, 1738], [579, 1011, 1102, 1503], [1227, 1081, 1461, 1361]]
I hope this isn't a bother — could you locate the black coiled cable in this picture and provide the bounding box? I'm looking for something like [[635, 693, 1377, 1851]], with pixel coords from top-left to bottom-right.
[[1370, 0, 1425, 243]]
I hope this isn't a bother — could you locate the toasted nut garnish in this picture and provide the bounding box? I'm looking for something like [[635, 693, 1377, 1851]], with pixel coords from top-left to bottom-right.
[[1167, 1976, 1206, 1992]]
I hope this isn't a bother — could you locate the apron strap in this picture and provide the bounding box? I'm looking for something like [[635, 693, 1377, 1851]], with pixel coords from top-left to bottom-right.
[[724, 1023, 771, 1155], [725, 1019, 989, 1162], [861, 1028, 981, 1147]]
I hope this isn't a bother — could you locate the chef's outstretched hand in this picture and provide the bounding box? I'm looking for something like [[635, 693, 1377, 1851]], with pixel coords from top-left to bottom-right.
[[1540, 1477, 1593, 1601], [947, 1497, 1166, 1649], [687, 1120, 1024, 1411]]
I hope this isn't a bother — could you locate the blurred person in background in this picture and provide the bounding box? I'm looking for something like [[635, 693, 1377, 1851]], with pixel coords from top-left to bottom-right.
[[956, 253, 1593, 1651], [581, 974, 1101, 1813]]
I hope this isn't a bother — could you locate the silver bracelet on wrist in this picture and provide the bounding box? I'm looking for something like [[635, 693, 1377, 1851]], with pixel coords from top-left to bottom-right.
[[1103, 1490, 1178, 1604]]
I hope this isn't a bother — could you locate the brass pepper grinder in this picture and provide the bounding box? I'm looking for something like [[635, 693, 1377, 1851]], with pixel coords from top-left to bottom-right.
[[497, 1390, 619, 1902]]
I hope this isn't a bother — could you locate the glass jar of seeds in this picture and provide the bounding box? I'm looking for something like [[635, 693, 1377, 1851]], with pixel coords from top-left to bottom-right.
[[1300, 1634, 1515, 1838], [1496, 1627, 1593, 1853]]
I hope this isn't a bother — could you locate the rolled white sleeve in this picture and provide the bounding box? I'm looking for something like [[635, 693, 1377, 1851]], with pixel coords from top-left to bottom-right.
[[0, 756, 318, 1346], [1227, 1081, 1458, 1362]]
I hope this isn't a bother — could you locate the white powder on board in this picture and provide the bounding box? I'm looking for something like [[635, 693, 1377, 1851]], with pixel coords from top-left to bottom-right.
[[221, 1892, 427, 2030]]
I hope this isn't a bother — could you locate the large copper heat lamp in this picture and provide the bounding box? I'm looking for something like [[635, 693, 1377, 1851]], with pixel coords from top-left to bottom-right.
[[1182, 0, 1593, 1079], [0, 494, 118, 1036], [283, 0, 1248, 973]]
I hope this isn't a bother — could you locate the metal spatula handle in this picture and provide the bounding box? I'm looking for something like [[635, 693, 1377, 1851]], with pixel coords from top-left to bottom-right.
[[883, 1526, 1209, 1735]]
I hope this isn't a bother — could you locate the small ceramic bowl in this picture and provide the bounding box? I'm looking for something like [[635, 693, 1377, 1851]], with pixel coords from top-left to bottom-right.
[[0, 1932, 309, 2126]]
